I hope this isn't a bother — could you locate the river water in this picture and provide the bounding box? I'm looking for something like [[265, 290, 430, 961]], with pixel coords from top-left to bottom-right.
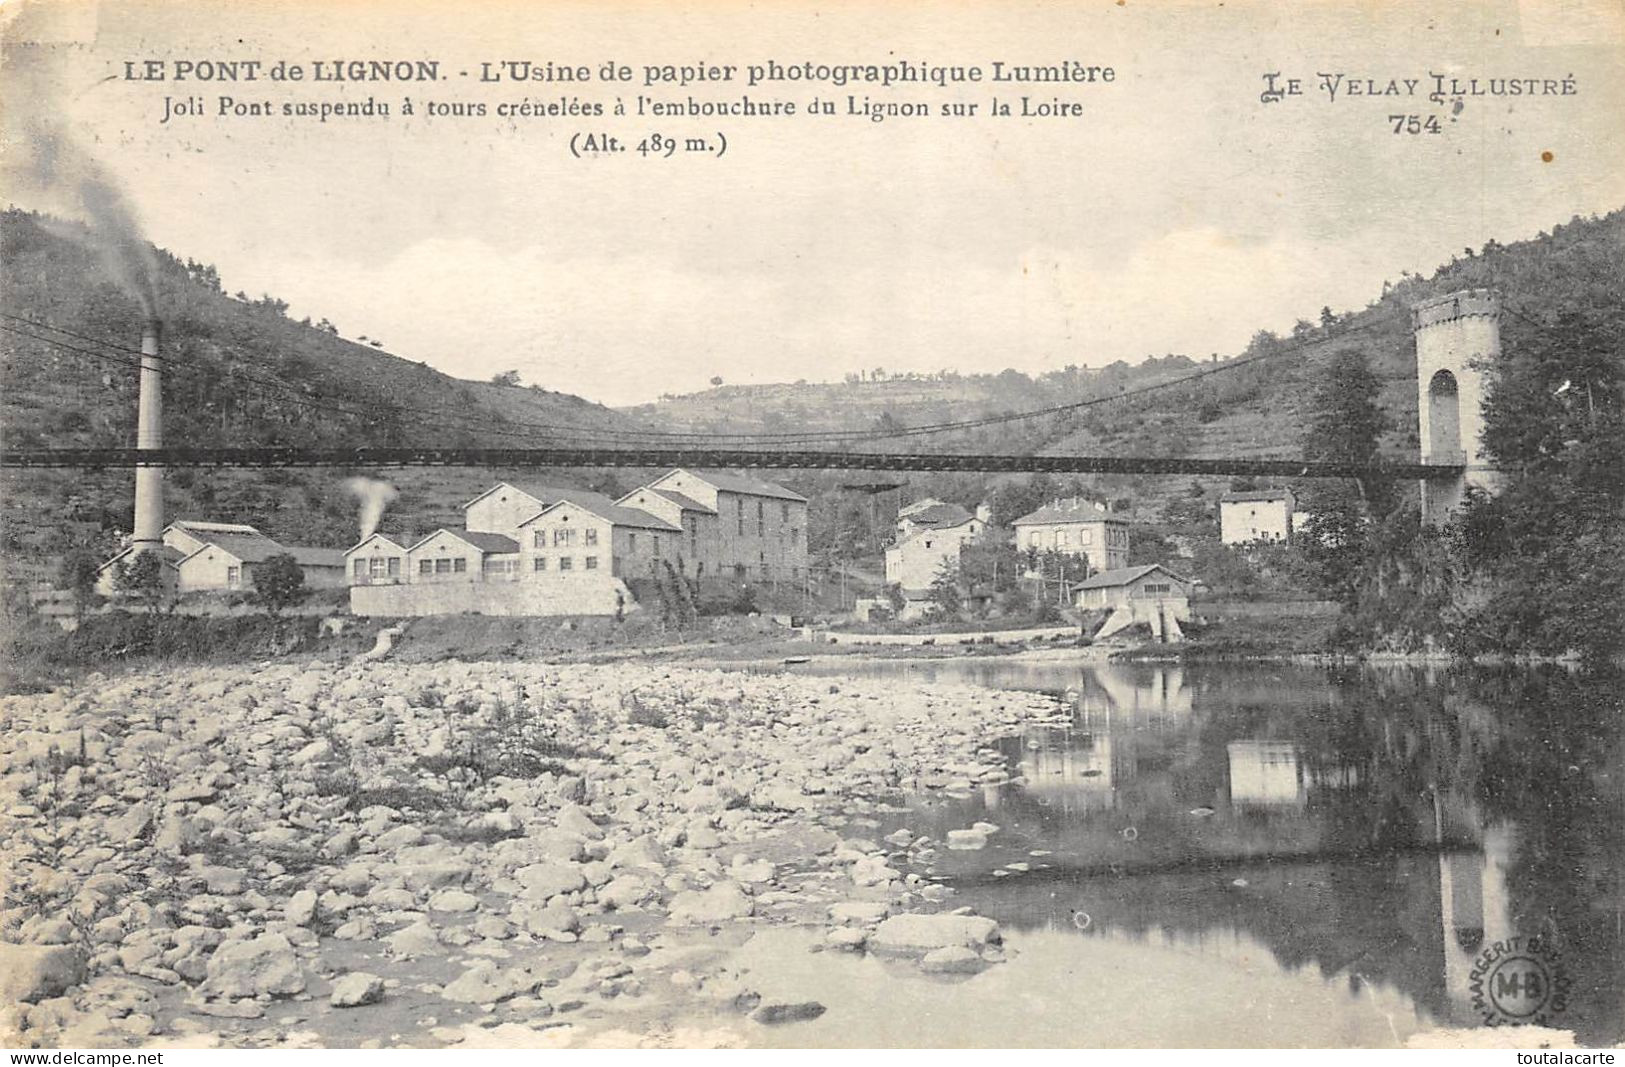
[[747, 657, 1624, 1047]]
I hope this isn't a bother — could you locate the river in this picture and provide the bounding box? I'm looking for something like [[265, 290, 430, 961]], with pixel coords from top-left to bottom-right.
[[740, 657, 1623, 1047]]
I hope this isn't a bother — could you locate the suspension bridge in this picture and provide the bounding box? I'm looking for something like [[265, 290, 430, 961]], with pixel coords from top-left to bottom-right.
[[0, 445, 1463, 480]]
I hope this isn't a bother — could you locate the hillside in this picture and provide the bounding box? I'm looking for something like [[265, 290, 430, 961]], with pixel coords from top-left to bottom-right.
[[4, 205, 1620, 591], [0, 209, 656, 581], [631, 208, 1625, 527]]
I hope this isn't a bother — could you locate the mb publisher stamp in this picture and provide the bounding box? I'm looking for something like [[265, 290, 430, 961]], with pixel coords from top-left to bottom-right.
[[1470, 934, 1572, 1027]]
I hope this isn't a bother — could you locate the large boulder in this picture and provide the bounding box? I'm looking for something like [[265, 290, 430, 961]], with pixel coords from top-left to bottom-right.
[[330, 972, 386, 1008], [0, 943, 86, 1003], [870, 913, 1000, 955], [201, 933, 306, 998], [515, 862, 587, 901], [667, 881, 753, 925]]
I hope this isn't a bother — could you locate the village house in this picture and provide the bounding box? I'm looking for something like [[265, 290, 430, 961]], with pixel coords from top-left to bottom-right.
[[95, 520, 345, 596], [643, 469, 809, 584], [516, 496, 682, 580], [1219, 488, 1296, 545], [1013, 497, 1130, 575], [349, 469, 808, 618], [1076, 563, 1194, 643], [405, 529, 520, 583], [344, 533, 410, 585], [462, 482, 590, 539], [884, 500, 987, 591], [615, 486, 721, 577], [93, 544, 182, 597]]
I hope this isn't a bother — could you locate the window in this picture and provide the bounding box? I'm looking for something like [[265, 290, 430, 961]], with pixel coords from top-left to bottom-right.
[[1079, 529, 1093, 545], [419, 559, 434, 575], [354, 559, 368, 577], [781, 503, 790, 523], [559, 557, 573, 571], [533, 557, 547, 571], [790, 526, 800, 544], [585, 556, 598, 570], [387, 557, 400, 576], [1058, 531, 1071, 546], [435, 558, 452, 574], [629, 532, 638, 552], [370, 557, 388, 578], [533, 531, 546, 548], [553, 528, 576, 547], [653, 535, 661, 557], [227, 565, 241, 586], [737, 500, 744, 536], [453, 558, 467, 573], [584, 528, 598, 546], [756, 500, 764, 535], [734, 563, 746, 579], [1143, 583, 1171, 594]]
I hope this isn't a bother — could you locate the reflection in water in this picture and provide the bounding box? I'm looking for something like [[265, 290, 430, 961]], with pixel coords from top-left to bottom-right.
[[1227, 740, 1306, 808], [778, 658, 1624, 1045]]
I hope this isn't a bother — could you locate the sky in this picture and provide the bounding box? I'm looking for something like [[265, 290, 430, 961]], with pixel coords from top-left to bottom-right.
[[3, 0, 1623, 406]]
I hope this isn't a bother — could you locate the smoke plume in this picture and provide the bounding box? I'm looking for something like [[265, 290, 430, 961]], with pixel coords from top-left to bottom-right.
[[346, 477, 399, 541], [2, 27, 160, 317]]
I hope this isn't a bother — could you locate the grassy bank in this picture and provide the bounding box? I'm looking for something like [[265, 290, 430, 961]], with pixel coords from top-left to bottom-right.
[[0, 612, 381, 694]]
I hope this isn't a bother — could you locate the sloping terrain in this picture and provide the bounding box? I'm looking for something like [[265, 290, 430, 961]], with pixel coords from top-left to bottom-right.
[[0, 209, 654, 580]]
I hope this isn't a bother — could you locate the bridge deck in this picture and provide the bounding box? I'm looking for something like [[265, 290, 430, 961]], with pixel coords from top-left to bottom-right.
[[0, 447, 1466, 480]]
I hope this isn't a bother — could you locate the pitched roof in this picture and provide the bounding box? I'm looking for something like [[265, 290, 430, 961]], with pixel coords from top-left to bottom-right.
[[344, 532, 409, 554], [97, 545, 184, 573], [898, 498, 947, 518], [524, 498, 681, 532], [285, 546, 346, 568], [661, 469, 807, 502], [409, 529, 520, 554], [1077, 564, 1190, 590], [1012, 498, 1124, 525], [450, 531, 520, 554], [642, 487, 717, 514], [1221, 488, 1295, 503], [460, 481, 589, 511], [902, 502, 976, 529], [177, 530, 291, 565], [170, 520, 264, 536]]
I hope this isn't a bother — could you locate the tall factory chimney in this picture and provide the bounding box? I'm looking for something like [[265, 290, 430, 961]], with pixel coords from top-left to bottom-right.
[[131, 318, 164, 553]]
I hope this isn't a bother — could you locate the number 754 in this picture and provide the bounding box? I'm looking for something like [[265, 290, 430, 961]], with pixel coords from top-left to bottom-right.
[[1390, 114, 1443, 134]]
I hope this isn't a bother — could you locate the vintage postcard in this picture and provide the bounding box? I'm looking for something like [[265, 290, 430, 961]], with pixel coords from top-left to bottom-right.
[[1, 0, 1622, 1053]]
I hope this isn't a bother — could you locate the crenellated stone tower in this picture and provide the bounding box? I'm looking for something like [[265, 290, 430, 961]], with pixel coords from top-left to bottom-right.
[[1414, 289, 1500, 524]]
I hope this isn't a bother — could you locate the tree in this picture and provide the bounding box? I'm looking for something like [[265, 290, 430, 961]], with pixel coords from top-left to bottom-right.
[[709, 376, 724, 387], [926, 559, 962, 620], [254, 553, 307, 614], [1301, 348, 1392, 602], [114, 551, 165, 613], [59, 551, 100, 619], [491, 369, 522, 387], [1455, 306, 1625, 666]]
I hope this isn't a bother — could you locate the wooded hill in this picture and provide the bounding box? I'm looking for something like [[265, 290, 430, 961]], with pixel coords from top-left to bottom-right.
[[3, 204, 1621, 587], [0, 208, 654, 580], [636, 207, 1625, 542]]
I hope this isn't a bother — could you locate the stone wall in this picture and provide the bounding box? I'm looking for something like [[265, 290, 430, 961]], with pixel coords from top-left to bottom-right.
[[350, 574, 634, 617]]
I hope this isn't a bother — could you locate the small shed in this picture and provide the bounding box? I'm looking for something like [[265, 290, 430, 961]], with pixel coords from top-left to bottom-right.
[[1076, 564, 1193, 612]]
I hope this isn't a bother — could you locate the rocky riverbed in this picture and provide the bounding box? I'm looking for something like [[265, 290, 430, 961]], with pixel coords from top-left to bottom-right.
[[0, 659, 1067, 1048]]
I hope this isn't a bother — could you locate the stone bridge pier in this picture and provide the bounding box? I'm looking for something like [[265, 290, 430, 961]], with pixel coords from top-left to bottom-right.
[[1415, 289, 1502, 524]]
